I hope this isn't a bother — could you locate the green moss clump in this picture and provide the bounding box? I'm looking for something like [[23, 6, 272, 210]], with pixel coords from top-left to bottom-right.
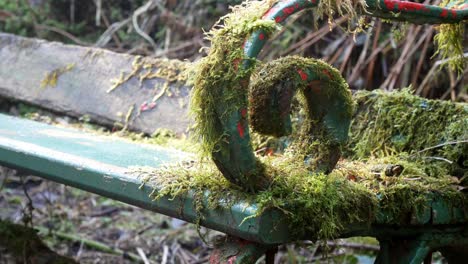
[[133, 150, 466, 241], [434, 0, 467, 74], [0, 219, 77, 264], [249, 56, 354, 172], [348, 89, 467, 177], [433, 22, 466, 74], [134, 158, 376, 240], [190, 0, 278, 157], [315, 0, 366, 33]]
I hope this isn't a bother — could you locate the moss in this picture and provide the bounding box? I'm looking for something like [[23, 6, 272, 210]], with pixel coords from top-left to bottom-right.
[[250, 56, 354, 172], [315, 0, 366, 33], [190, 0, 366, 190], [347, 89, 467, 177], [132, 150, 467, 241], [434, 0, 467, 74], [190, 0, 278, 158], [433, 22, 466, 74], [131, 87, 468, 241], [0, 219, 77, 264]]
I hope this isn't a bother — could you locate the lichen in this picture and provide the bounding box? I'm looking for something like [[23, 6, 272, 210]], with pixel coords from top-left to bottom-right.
[[107, 56, 190, 93], [40, 63, 75, 88]]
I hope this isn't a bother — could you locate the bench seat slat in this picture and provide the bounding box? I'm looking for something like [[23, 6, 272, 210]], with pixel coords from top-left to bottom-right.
[[0, 113, 290, 244]]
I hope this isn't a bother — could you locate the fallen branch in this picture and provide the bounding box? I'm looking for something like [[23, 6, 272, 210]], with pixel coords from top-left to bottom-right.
[[414, 140, 468, 155], [133, 0, 158, 53], [35, 24, 91, 46], [36, 226, 142, 262]]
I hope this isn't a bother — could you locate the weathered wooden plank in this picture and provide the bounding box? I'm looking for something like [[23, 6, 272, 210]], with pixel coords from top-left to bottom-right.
[[0, 33, 191, 134]]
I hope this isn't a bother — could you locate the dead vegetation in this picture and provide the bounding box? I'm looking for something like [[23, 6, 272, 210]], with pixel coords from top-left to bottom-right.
[[0, 0, 466, 100]]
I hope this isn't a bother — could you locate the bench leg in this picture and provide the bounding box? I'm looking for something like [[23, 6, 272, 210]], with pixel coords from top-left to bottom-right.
[[375, 233, 468, 264], [209, 236, 273, 264], [439, 245, 468, 263], [375, 238, 430, 264]]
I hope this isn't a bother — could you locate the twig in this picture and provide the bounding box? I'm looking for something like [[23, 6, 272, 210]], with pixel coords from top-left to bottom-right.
[[137, 224, 156, 235], [136, 248, 150, 264], [35, 24, 90, 46], [95, 18, 130, 47], [363, 38, 391, 66], [412, 29, 433, 89], [122, 104, 135, 131], [417, 52, 468, 96], [282, 16, 348, 56], [152, 84, 168, 102], [348, 20, 374, 85], [422, 156, 453, 164], [20, 176, 34, 227], [340, 38, 355, 73], [260, 11, 304, 56], [133, 0, 158, 53], [99, 8, 124, 48], [326, 241, 380, 251], [366, 20, 382, 88], [381, 25, 425, 90], [89, 207, 120, 217], [327, 37, 346, 65], [441, 68, 468, 100], [95, 0, 102, 26], [161, 245, 169, 264], [76, 240, 84, 259], [414, 140, 468, 155], [36, 226, 142, 262]]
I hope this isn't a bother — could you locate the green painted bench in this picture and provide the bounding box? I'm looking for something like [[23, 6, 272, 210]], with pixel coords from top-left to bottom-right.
[[1, 0, 468, 263], [0, 56, 464, 264], [0, 110, 467, 264]]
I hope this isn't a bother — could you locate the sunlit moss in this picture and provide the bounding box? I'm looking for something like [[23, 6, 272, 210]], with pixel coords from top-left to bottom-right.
[[250, 56, 354, 172], [348, 89, 467, 177], [190, 0, 278, 158], [433, 0, 467, 73]]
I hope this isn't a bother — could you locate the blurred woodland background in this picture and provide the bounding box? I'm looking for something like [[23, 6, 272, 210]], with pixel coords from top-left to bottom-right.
[[0, 0, 466, 263], [0, 0, 466, 100]]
